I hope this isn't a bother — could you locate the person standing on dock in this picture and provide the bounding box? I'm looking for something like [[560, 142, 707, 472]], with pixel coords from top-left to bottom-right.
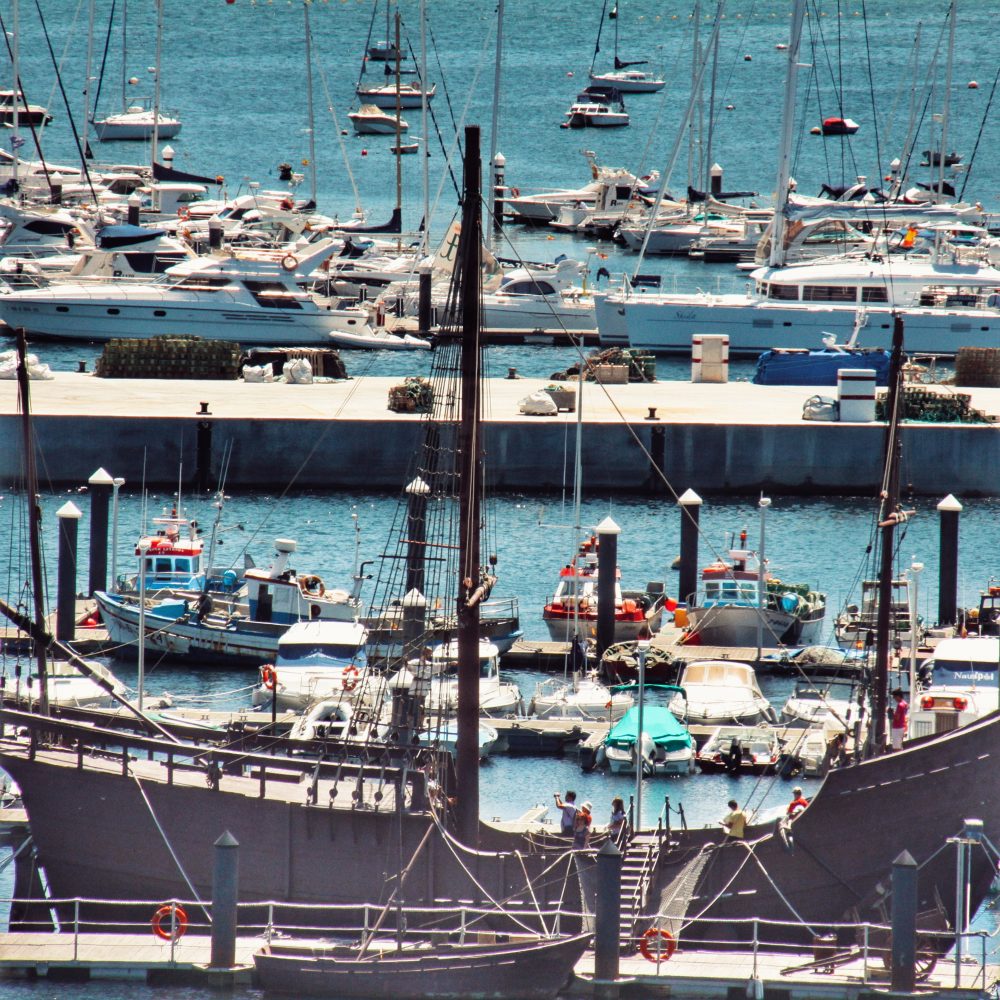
[[721, 799, 747, 839], [890, 688, 909, 751], [609, 796, 627, 842], [554, 790, 578, 836]]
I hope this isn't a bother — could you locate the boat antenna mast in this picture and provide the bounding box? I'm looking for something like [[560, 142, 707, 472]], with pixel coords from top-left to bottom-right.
[[870, 314, 909, 756]]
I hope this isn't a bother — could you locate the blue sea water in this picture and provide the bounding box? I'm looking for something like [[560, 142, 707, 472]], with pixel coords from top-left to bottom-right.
[[0, 0, 999, 995]]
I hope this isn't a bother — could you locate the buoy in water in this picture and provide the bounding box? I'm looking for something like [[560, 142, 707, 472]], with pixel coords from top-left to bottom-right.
[[968, 80, 979, 89], [361, 149, 368, 156], [744, 54, 752, 61], [726, 104, 735, 110], [810, 126, 822, 135]]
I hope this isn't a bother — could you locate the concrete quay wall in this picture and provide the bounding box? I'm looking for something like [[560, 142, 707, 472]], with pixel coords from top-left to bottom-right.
[[1, 374, 999, 495]]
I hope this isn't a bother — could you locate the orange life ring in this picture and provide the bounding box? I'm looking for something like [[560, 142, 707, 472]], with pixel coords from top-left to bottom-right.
[[151, 904, 188, 942], [261, 664, 277, 690], [639, 927, 676, 962], [177, 206, 190, 221], [342, 664, 360, 692]]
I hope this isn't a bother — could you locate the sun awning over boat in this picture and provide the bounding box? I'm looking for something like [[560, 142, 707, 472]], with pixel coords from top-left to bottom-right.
[[96, 224, 166, 249]]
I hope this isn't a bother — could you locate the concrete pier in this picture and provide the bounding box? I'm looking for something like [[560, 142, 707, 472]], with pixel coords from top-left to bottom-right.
[[2, 373, 999, 494]]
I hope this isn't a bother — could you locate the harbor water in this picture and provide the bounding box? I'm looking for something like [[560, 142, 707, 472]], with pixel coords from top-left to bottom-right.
[[0, 0, 997, 994]]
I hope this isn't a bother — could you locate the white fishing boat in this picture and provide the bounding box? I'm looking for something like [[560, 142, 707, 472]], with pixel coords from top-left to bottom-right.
[[0, 238, 379, 347], [251, 620, 369, 711], [668, 660, 775, 726], [348, 104, 408, 135]]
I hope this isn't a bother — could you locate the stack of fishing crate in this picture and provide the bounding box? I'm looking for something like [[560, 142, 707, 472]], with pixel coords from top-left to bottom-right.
[[95, 336, 242, 379], [875, 385, 990, 423], [388, 377, 433, 413]]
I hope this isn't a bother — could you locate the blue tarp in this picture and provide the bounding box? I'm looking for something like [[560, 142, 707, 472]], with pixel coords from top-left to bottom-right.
[[753, 348, 892, 386], [606, 706, 692, 753]]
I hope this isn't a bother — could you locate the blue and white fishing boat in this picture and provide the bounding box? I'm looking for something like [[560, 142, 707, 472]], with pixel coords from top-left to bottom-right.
[[95, 538, 365, 666]]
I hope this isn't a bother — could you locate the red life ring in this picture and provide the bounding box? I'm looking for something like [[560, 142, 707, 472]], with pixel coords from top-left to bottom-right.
[[639, 927, 676, 962], [261, 664, 277, 691], [151, 904, 188, 942], [342, 664, 360, 692], [510, 187, 520, 197]]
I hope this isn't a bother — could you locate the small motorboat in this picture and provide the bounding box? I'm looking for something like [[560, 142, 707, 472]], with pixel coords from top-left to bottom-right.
[[562, 86, 629, 128], [669, 660, 775, 726], [348, 104, 409, 135], [695, 724, 781, 775], [780, 679, 858, 729], [327, 324, 431, 350], [355, 81, 436, 109], [391, 141, 419, 155], [820, 116, 860, 136], [601, 704, 694, 776], [250, 620, 369, 711]]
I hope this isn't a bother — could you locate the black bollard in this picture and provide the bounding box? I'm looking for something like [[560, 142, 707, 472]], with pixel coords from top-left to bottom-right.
[[127, 194, 140, 226], [56, 501, 82, 642], [210, 831, 240, 969], [593, 839, 622, 998], [196, 418, 213, 493], [596, 518, 620, 658], [418, 269, 432, 336], [937, 494, 962, 626], [890, 849, 918, 993], [678, 489, 703, 610], [88, 468, 113, 596]]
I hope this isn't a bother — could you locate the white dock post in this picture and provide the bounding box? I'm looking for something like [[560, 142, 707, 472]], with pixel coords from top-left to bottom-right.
[[837, 368, 876, 422], [691, 334, 729, 383]]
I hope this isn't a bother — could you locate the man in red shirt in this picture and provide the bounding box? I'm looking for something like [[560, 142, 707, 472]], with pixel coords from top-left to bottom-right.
[[787, 786, 809, 818], [891, 687, 908, 751]]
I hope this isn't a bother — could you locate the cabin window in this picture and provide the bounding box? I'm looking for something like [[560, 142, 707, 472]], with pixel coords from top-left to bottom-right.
[[56, 305, 69, 313], [244, 280, 304, 310], [802, 285, 856, 302], [173, 276, 231, 291], [107, 308, 120, 315], [122, 252, 187, 275], [861, 286, 888, 302], [154, 558, 172, 573], [767, 284, 799, 300], [174, 558, 191, 572], [500, 279, 557, 296], [24, 220, 73, 236]]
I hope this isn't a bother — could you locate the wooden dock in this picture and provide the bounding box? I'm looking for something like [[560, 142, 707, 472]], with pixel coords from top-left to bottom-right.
[[0, 931, 990, 998]]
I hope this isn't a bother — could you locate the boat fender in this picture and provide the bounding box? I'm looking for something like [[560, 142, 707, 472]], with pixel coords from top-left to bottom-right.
[[151, 904, 188, 942], [778, 817, 794, 852], [639, 927, 676, 962], [281, 253, 299, 272], [510, 187, 520, 198], [342, 664, 360, 692], [261, 664, 278, 690]]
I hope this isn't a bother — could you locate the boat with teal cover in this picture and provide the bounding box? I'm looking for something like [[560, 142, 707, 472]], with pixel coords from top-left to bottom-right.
[[602, 702, 694, 776]]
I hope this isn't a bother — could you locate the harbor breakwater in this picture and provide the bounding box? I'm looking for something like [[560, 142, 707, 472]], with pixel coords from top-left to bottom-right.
[[2, 373, 1000, 494]]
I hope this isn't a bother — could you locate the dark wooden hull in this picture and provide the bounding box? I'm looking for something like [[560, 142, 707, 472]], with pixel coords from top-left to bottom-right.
[[648, 711, 1000, 949], [253, 934, 590, 999]]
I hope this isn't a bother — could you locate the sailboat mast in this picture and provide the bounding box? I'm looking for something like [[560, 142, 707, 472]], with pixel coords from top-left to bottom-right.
[[120, 0, 127, 113], [394, 11, 403, 236], [151, 0, 163, 172], [81, 0, 96, 166], [872, 315, 906, 755], [455, 125, 483, 847], [768, 0, 806, 267], [15, 331, 49, 716], [303, 0, 317, 206]]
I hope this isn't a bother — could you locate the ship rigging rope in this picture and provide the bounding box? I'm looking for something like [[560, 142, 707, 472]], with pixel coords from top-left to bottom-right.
[[425, 807, 570, 936], [131, 774, 208, 920], [740, 839, 819, 935]]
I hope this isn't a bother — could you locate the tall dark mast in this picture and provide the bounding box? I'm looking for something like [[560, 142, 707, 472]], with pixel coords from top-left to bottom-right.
[[15, 330, 49, 716], [455, 125, 483, 845], [872, 314, 906, 755]]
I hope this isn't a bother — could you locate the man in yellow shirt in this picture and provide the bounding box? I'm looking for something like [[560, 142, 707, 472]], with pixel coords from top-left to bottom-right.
[[722, 799, 747, 839]]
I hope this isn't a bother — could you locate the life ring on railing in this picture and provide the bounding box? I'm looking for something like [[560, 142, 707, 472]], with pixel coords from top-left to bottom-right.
[[177, 206, 190, 221], [639, 927, 676, 962], [281, 253, 299, 272], [299, 574, 325, 598], [151, 904, 188, 942], [261, 664, 277, 691], [510, 187, 520, 198], [342, 664, 360, 692]]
